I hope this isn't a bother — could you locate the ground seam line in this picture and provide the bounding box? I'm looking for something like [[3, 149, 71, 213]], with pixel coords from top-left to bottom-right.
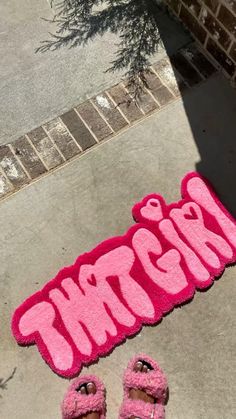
[[89, 98, 115, 133], [105, 89, 131, 124], [42, 125, 67, 162], [74, 107, 99, 144], [25, 134, 50, 171], [8, 143, 32, 180], [58, 117, 83, 152]]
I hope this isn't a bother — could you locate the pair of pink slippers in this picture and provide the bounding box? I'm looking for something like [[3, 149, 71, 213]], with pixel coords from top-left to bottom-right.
[[62, 354, 168, 419]]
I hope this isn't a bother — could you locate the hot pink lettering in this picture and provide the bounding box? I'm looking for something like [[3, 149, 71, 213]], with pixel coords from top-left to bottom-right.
[[159, 218, 210, 286], [83, 246, 154, 319], [140, 197, 164, 222], [132, 228, 188, 295], [50, 277, 119, 351], [18, 301, 73, 372], [186, 176, 236, 250], [50, 246, 154, 353], [170, 202, 233, 269]]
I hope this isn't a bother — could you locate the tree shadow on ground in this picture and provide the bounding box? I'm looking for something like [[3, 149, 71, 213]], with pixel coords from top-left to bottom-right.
[[37, 0, 189, 99], [38, 0, 236, 216]]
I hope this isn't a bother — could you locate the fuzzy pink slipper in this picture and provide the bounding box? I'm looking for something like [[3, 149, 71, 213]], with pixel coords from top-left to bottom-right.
[[119, 354, 168, 419], [61, 375, 106, 419]]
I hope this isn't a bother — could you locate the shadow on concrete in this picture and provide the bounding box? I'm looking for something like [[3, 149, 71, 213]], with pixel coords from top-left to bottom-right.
[[38, 0, 236, 216], [179, 73, 236, 217], [37, 0, 190, 95]]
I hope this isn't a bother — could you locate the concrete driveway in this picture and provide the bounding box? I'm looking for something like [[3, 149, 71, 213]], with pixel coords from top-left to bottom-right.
[[0, 0, 190, 145], [0, 73, 236, 419]]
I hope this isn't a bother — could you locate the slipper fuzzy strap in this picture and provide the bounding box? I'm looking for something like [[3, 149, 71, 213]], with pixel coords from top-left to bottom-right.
[[120, 399, 165, 419], [61, 375, 106, 419], [124, 354, 167, 401]]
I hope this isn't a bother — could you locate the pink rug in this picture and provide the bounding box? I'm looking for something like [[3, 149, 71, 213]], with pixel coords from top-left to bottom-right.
[[12, 172, 236, 378]]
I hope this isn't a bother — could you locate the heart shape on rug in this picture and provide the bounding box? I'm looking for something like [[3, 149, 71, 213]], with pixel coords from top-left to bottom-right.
[[141, 198, 163, 222], [183, 204, 198, 220]]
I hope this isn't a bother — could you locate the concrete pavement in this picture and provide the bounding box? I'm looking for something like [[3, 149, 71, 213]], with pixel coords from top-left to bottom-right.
[[0, 73, 236, 418], [0, 0, 191, 145]]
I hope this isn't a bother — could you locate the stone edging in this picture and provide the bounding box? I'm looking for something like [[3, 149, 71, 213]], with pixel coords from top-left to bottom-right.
[[0, 43, 217, 201]]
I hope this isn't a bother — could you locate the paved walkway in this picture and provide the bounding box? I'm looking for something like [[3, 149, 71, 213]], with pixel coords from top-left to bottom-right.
[[0, 0, 190, 145], [0, 72, 236, 419], [0, 43, 216, 201]]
